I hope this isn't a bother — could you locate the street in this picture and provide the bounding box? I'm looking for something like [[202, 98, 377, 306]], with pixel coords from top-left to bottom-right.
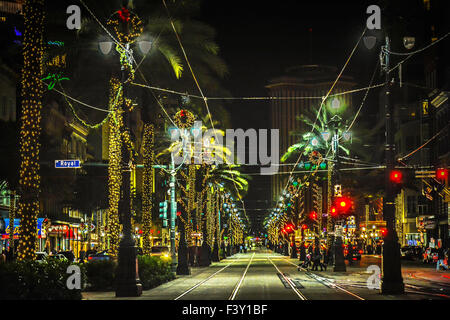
[[83, 248, 450, 300]]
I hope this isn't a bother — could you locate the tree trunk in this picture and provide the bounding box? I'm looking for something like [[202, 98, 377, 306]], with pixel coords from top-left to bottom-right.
[[142, 123, 154, 255], [17, 0, 45, 261]]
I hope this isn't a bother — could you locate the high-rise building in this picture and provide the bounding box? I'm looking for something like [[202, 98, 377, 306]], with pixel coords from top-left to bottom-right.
[[266, 65, 356, 204]]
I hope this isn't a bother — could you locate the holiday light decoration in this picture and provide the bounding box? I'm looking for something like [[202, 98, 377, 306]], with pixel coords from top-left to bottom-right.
[[142, 123, 154, 255], [186, 164, 196, 245], [17, 0, 45, 261], [107, 9, 143, 45], [46, 54, 67, 68], [174, 109, 195, 129], [106, 78, 123, 257], [8, 191, 16, 248], [41, 72, 69, 90]]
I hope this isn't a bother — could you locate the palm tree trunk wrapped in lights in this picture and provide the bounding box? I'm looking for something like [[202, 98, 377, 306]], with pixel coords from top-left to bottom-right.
[[327, 160, 334, 250], [107, 78, 123, 258], [142, 123, 154, 256], [187, 164, 196, 246], [17, 0, 45, 261], [9, 191, 16, 251], [211, 191, 220, 261]]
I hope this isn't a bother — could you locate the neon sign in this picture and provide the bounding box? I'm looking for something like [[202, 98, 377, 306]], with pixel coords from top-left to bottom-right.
[[48, 40, 64, 47], [41, 73, 70, 90]]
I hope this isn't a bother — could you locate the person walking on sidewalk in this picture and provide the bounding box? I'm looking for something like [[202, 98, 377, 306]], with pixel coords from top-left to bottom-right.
[[311, 245, 324, 271], [436, 247, 448, 271]]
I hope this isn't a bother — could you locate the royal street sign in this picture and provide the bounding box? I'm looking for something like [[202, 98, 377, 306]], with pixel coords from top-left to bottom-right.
[[55, 160, 81, 168]]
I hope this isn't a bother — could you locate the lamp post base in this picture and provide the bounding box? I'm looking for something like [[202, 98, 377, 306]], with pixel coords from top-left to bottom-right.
[[115, 243, 142, 297], [333, 236, 346, 272], [380, 239, 405, 295], [380, 280, 405, 295]]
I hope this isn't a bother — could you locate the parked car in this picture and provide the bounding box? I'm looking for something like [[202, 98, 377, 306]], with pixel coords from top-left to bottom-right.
[[59, 251, 75, 262], [401, 246, 422, 261], [87, 250, 111, 262], [35, 252, 48, 263], [150, 246, 170, 258], [344, 245, 362, 261], [49, 253, 68, 261]]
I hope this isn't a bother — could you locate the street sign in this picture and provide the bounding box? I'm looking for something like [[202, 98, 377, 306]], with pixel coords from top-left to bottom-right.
[[415, 170, 435, 178], [55, 160, 81, 168]]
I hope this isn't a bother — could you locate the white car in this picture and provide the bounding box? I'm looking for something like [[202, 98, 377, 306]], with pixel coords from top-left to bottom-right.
[[49, 253, 68, 261], [35, 252, 48, 263]]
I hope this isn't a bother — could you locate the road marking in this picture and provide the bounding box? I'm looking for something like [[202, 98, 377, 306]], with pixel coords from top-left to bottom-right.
[[283, 257, 365, 300], [268, 257, 307, 300], [229, 252, 255, 300], [174, 257, 240, 300]]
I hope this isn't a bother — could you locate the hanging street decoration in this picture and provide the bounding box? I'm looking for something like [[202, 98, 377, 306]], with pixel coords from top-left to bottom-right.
[[174, 109, 196, 129]]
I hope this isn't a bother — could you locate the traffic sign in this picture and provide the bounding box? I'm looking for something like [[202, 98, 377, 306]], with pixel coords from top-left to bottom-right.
[[55, 160, 81, 168], [415, 170, 434, 178]]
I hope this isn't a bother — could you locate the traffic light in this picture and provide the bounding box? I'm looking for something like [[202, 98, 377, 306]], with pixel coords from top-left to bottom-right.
[[159, 201, 168, 228], [330, 206, 337, 217], [283, 223, 295, 234], [390, 170, 403, 184], [436, 168, 448, 181], [334, 196, 352, 215], [309, 211, 318, 220]]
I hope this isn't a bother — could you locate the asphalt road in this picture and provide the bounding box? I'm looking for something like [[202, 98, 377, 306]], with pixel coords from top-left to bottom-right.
[[83, 248, 450, 300]]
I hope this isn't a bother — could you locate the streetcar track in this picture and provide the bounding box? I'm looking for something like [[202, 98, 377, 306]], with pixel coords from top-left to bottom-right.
[[268, 256, 308, 300], [283, 258, 365, 300], [174, 255, 242, 300], [228, 252, 256, 300]]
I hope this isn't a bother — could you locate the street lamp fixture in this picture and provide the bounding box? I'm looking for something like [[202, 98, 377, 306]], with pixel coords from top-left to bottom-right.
[[99, 41, 113, 55]]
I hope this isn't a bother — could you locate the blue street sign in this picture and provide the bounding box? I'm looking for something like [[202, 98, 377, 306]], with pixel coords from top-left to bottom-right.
[[55, 160, 81, 168]]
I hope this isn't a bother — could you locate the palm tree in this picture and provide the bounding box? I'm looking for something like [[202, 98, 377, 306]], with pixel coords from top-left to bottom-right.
[[281, 109, 350, 163]]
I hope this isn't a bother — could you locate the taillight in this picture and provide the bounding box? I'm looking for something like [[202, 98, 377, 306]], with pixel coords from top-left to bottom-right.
[[88, 256, 92, 260], [359, 250, 363, 254]]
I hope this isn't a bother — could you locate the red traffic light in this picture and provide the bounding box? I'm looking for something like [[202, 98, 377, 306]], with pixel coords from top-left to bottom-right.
[[390, 170, 403, 183], [333, 197, 352, 214], [310, 211, 317, 220], [302, 224, 308, 230], [330, 206, 337, 216], [436, 168, 448, 181]]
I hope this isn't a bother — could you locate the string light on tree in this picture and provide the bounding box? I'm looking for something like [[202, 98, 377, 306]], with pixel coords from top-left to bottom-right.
[[17, 0, 45, 261]]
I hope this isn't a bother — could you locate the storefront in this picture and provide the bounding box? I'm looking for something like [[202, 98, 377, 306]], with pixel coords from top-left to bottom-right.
[[47, 222, 81, 257], [1, 218, 46, 252]]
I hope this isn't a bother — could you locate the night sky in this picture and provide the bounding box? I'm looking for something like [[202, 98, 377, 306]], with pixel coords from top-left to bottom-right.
[[199, 0, 380, 232]]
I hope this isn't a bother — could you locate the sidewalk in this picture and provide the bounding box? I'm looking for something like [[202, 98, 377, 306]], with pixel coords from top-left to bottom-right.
[[82, 258, 236, 300]]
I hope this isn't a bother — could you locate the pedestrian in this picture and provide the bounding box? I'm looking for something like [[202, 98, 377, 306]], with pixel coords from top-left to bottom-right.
[[311, 245, 324, 271], [347, 245, 354, 265], [0, 248, 6, 264], [299, 242, 306, 262], [436, 247, 448, 271], [239, 244, 243, 253], [322, 247, 329, 271]]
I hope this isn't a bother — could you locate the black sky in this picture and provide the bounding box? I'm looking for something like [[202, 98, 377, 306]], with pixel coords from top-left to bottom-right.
[[198, 0, 381, 232]]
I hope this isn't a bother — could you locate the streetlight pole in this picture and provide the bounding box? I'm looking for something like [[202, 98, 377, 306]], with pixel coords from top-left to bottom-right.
[[330, 115, 346, 272], [116, 41, 142, 297], [380, 35, 405, 294]]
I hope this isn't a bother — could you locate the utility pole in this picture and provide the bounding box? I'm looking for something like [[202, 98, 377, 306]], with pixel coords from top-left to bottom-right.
[[380, 36, 405, 294]]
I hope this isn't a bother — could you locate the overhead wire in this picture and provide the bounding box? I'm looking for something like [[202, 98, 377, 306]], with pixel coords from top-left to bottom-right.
[[162, 0, 250, 225]]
